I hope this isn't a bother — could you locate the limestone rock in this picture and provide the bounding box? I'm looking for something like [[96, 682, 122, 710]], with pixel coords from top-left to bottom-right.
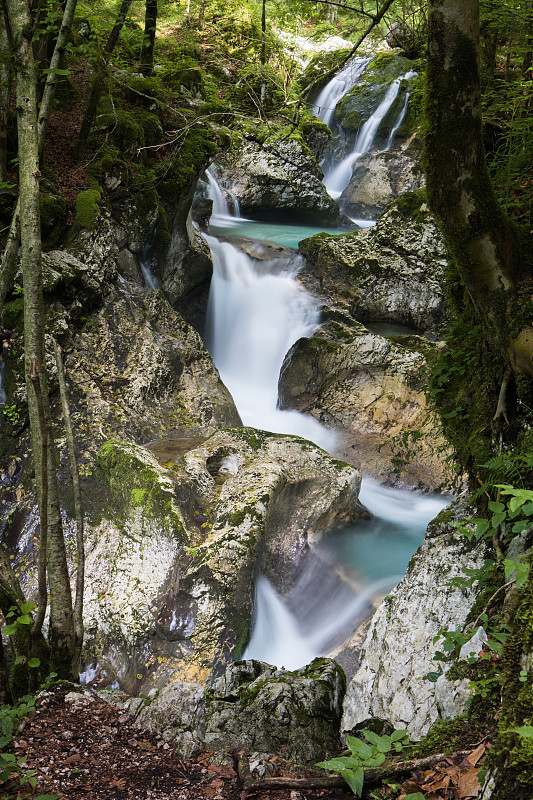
[[339, 135, 424, 220], [278, 314, 451, 488], [131, 683, 206, 759], [216, 133, 342, 224], [342, 497, 488, 740], [78, 430, 360, 692], [299, 192, 448, 333], [205, 658, 346, 763]]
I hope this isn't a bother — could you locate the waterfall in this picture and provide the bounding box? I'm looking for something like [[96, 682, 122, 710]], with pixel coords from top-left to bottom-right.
[[206, 166, 240, 221], [201, 55, 447, 671], [244, 477, 449, 668], [311, 57, 371, 128], [323, 70, 417, 199], [205, 235, 338, 452], [140, 225, 161, 290]]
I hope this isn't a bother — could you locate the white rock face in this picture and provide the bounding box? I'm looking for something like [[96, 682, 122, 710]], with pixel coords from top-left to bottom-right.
[[130, 683, 206, 759], [342, 497, 488, 740], [216, 135, 341, 224]]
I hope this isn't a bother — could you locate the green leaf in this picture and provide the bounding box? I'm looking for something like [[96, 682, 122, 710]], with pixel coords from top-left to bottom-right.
[[512, 520, 530, 533], [390, 729, 409, 742], [402, 794, 426, 800], [362, 753, 386, 768], [491, 512, 507, 528], [346, 736, 372, 760], [360, 729, 381, 746], [342, 766, 364, 797], [28, 658, 40, 668], [16, 614, 33, 626], [2, 623, 17, 636], [19, 602, 35, 614], [489, 501, 505, 513], [316, 757, 361, 772], [523, 502, 533, 516], [504, 726, 533, 739]]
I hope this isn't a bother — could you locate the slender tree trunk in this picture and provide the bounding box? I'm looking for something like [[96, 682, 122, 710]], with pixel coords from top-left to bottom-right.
[[260, 0, 266, 112], [38, 0, 78, 159], [54, 340, 84, 666], [5, 0, 76, 680], [522, 3, 532, 80], [139, 0, 157, 77], [73, 0, 132, 161], [0, 13, 10, 184]]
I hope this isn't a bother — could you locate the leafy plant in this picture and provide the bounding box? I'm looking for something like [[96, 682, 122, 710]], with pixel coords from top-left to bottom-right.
[[316, 729, 409, 797]]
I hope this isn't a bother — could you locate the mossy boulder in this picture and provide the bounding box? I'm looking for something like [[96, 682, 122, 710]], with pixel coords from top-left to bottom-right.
[[299, 191, 448, 331], [336, 53, 416, 144], [40, 194, 68, 248], [205, 658, 346, 763]]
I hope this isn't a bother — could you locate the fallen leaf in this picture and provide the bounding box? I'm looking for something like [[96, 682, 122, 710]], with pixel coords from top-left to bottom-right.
[[465, 742, 487, 767], [457, 766, 482, 798]]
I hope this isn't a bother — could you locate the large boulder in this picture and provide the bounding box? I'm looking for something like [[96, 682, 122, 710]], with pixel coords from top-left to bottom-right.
[[339, 134, 424, 219], [215, 131, 342, 225], [299, 191, 448, 333], [278, 314, 451, 489], [77, 429, 361, 692], [342, 497, 488, 740], [205, 658, 346, 763]]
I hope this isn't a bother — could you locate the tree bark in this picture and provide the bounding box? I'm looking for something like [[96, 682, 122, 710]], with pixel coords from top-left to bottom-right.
[[139, 0, 157, 76], [0, 11, 10, 184], [425, 0, 532, 377], [5, 0, 76, 680]]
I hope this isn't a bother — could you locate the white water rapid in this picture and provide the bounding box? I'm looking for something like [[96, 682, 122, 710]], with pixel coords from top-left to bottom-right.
[[202, 56, 448, 670], [205, 235, 338, 452], [323, 70, 417, 199]]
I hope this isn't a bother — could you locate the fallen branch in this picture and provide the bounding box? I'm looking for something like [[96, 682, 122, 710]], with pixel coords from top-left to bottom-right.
[[235, 749, 472, 793]]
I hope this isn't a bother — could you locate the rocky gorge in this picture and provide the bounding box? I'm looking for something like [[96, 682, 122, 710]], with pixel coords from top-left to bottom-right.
[[0, 44, 500, 776]]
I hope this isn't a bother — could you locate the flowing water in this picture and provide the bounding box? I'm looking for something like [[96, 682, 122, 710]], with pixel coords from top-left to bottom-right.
[[201, 55, 448, 669], [322, 70, 417, 199]]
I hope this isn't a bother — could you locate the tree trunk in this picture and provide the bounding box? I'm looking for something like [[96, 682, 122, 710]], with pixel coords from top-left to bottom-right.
[[73, 0, 132, 161], [260, 0, 266, 112], [425, 0, 533, 379], [139, 0, 157, 76], [0, 12, 10, 184], [5, 0, 76, 680]]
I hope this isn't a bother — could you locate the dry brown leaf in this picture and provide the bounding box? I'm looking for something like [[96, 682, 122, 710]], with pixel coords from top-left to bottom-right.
[[465, 742, 487, 767], [456, 766, 482, 798]]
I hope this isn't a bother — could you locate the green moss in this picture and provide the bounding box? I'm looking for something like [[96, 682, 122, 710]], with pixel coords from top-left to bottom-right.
[[74, 188, 101, 230], [95, 110, 145, 155], [96, 439, 187, 542], [2, 296, 24, 333], [40, 194, 67, 248]]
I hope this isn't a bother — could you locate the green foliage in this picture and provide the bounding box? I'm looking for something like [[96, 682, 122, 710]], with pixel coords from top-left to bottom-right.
[[316, 729, 409, 797], [74, 189, 101, 230]]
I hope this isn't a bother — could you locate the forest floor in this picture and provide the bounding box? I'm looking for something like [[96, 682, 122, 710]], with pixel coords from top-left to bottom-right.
[[6, 683, 347, 800]]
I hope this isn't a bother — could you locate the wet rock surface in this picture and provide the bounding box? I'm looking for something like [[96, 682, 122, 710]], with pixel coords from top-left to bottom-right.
[[278, 313, 451, 489], [205, 658, 346, 763], [299, 192, 448, 333], [342, 496, 488, 740], [215, 133, 342, 225]]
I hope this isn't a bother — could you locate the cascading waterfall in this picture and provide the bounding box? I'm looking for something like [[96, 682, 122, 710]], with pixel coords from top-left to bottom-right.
[[205, 234, 338, 452], [323, 70, 417, 199], [206, 165, 240, 221], [202, 60, 448, 669], [311, 56, 371, 128], [140, 224, 161, 290]]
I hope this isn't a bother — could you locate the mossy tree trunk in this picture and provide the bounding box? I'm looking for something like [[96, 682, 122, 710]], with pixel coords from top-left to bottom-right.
[[4, 0, 77, 682], [426, 2, 533, 796], [139, 0, 157, 77], [425, 0, 533, 382], [0, 13, 10, 184], [73, 0, 132, 161]]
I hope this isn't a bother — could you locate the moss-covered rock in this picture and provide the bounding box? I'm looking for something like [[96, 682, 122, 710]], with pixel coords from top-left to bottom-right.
[[205, 658, 346, 762], [40, 194, 68, 248], [73, 188, 101, 230]]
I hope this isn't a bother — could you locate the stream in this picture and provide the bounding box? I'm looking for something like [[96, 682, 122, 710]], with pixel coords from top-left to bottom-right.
[[201, 57, 449, 670]]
